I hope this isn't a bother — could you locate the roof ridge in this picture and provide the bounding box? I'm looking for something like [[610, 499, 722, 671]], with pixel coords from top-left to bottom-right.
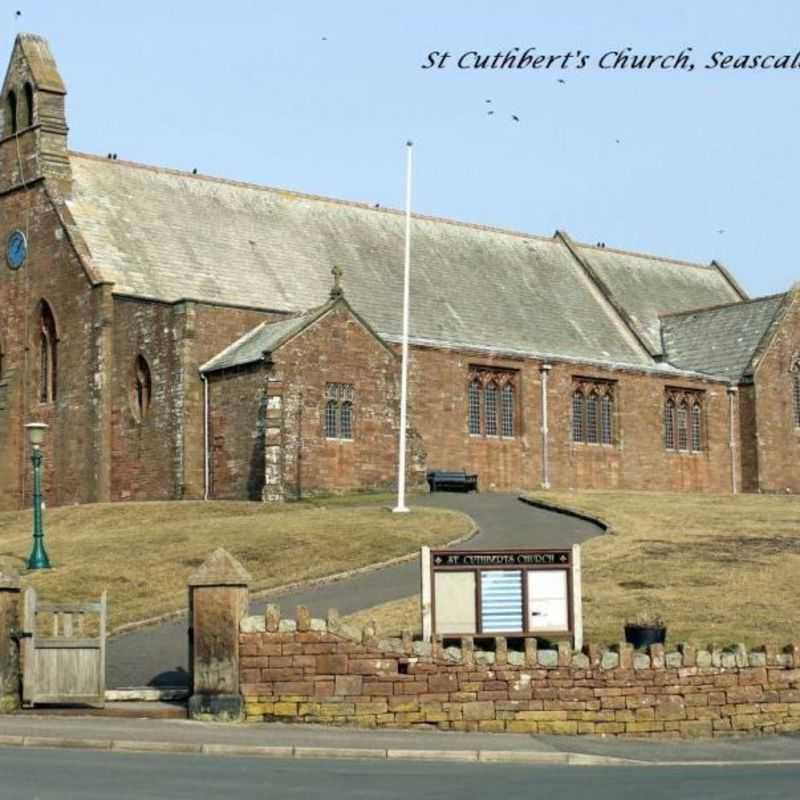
[[660, 292, 786, 320], [575, 239, 714, 271], [68, 151, 558, 244]]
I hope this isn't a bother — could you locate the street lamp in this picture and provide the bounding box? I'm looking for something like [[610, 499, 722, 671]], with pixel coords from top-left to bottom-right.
[[24, 423, 51, 571]]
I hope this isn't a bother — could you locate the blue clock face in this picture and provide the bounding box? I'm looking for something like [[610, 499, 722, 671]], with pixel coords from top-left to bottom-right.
[[6, 230, 27, 270]]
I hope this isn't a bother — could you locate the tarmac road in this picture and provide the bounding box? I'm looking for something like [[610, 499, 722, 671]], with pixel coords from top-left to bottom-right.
[[107, 493, 602, 688], [1, 748, 799, 800]]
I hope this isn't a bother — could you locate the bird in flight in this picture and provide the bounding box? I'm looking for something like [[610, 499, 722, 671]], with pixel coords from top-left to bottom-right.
[[615, 139, 621, 144], [321, 36, 327, 41], [15, 9, 21, 16], [511, 115, 520, 122], [485, 99, 492, 103], [717, 229, 725, 234], [487, 110, 494, 116], [557, 78, 565, 84]]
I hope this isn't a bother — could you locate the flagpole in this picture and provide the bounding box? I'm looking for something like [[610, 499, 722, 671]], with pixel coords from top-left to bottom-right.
[[394, 140, 413, 513]]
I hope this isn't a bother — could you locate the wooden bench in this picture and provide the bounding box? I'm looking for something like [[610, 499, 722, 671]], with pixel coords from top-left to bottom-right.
[[426, 470, 478, 493]]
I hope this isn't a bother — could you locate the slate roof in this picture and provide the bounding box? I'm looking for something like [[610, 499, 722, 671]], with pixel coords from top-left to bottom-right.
[[65, 153, 746, 374], [660, 294, 787, 381], [575, 244, 743, 355], [200, 306, 326, 373]]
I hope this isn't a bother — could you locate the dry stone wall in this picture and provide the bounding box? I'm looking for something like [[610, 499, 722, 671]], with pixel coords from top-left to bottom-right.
[[239, 607, 800, 738]]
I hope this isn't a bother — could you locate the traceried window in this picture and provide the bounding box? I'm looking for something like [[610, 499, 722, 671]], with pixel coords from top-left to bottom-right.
[[325, 383, 354, 440], [572, 379, 615, 445], [572, 390, 584, 442], [340, 400, 353, 440], [792, 360, 800, 428], [38, 300, 57, 403], [677, 402, 689, 451], [600, 393, 614, 445], [586, 391, 599, 444], [664, 399, 675, 450], [501, 384, 514, 437], [467, 367, 518, 438], [690, 402, 702, 452], [132, 355, 152, 422], [484, 382, 498, 436], [468, 380, 481, 435], [664, 388, 704, 452], [324, 399, 338, 438]]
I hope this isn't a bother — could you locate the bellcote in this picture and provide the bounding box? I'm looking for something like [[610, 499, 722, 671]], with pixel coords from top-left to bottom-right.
[[0, 34, 70, 190]]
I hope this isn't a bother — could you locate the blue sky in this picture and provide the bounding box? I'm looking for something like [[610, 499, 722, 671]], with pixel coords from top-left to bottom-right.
[[5, 1, 799, 296]]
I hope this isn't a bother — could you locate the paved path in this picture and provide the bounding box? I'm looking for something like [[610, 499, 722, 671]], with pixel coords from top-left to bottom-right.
[[107, 494, 602, 688]]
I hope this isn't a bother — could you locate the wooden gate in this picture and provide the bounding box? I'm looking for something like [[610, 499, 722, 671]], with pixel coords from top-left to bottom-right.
[[21, 588, 107, 707]]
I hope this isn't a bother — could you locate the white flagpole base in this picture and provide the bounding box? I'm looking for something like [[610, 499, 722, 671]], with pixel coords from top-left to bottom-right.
[[392, 505, 410, 513]]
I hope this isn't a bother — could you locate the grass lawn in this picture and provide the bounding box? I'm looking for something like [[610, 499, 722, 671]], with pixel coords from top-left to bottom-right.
[[344, 492, 800, 649], [0, 495, 471, 632]]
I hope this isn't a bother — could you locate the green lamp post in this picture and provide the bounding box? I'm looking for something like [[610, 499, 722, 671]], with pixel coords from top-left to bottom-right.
[[25, 423, 51, 571]]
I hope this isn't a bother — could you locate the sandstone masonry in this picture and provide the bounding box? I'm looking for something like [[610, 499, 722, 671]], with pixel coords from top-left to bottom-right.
[[238, 608, 800, 738]]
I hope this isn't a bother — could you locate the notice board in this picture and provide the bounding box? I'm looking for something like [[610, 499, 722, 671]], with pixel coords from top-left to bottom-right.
[[421, 546, 582, 649]]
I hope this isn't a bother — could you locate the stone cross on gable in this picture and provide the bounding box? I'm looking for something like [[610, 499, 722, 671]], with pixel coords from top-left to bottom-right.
[[330, 264, 344, 299]]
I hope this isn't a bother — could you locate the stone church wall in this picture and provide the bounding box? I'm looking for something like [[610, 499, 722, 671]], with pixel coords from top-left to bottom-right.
[[750, 292, 800, 492], [275, 304, 403, 498], [110, 298, 278, 502], [0, 181, 100, 510], [408, 345, 735, 494], [208, 363, 267, 500]]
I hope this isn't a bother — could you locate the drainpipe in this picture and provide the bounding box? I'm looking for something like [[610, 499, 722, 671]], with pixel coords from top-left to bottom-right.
[[540, 364, 552, 489], [727, 385, 738, 495], [202, 373, 210, 501]]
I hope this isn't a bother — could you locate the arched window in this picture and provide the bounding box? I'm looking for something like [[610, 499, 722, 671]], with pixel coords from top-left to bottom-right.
[[340, 400, 353, 440], [586, 391, 599, 444], [600, 393, 614, 445], [38, 301, 57, 403], [690, 402, 702, 451], [484, 381, 498, 436], [22, 82, 33, 128], [501, 383, 514, 437], [132, 355, 152, 422], [792, 362, 800, 428], [677, 401, 689, 451], [0, 340, 5, 382], [468, 379, 481, 435], [664, 399, 675, 450], [7, 90, 17, 135], [572, 390, 584, 443], [324, 399, 338, 438]]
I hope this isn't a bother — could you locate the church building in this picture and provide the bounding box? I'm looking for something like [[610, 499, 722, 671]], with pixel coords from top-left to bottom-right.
[[1, 34, 799, 511]]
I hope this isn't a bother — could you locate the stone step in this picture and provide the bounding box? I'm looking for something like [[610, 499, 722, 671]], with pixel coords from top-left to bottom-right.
[[18, 701, 187, 720]]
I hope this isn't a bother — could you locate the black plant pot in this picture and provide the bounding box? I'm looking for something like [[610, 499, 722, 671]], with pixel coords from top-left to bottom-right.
[[624, 624, 666, 649]]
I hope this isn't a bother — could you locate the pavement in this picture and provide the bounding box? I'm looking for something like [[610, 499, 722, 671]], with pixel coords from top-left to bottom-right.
[[2, 713, 800, 768], [107, 492, 601, 688]]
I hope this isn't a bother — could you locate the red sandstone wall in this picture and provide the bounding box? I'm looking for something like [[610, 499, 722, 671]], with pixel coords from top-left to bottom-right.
[[208, 364, 267, 500], [751, 292, 800, 492], [408, 346, 735, 493], [110, 298, 277, 502], [239, 611, 800, 737], [276, 305, 402, 497], [111, 297, 183, 501], [0, 182, 99, 510], [407, 348, 534, 492]]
